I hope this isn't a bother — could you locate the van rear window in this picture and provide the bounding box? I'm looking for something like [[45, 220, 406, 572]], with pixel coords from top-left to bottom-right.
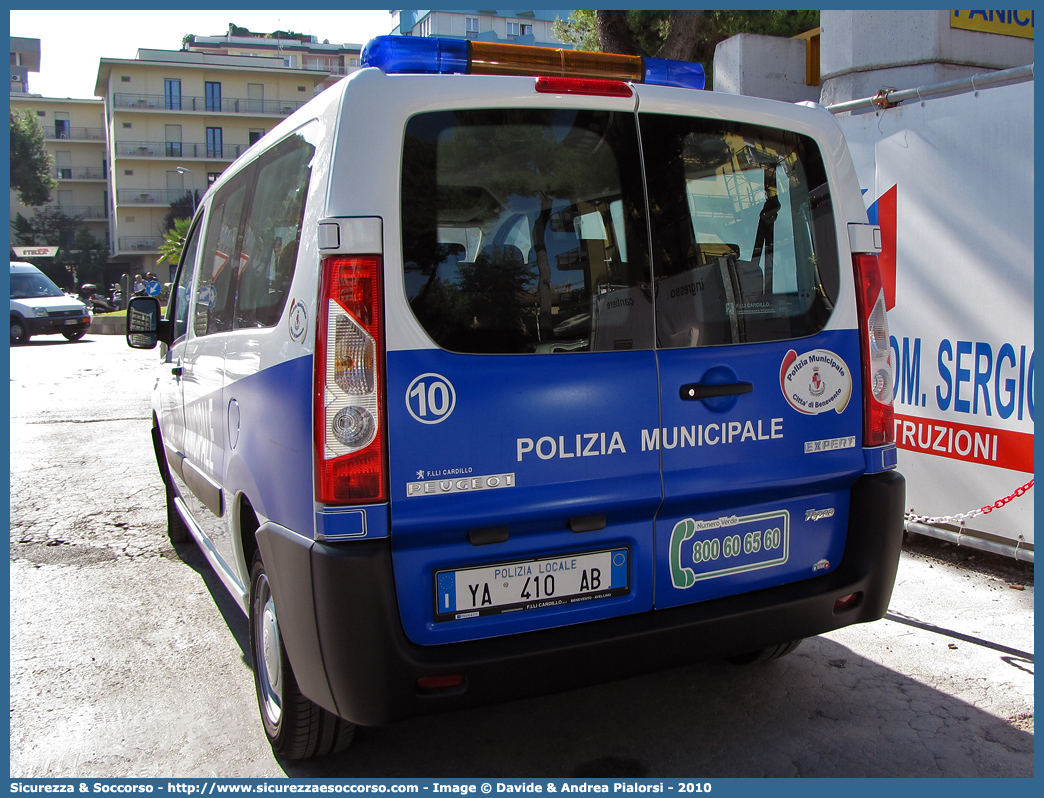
[[402, 108, 652, 354], [640, 115, 838, 347], [401, 109, 838, 354]]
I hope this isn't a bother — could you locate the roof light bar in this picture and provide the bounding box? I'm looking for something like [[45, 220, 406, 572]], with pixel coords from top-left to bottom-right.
[[360, 35, 705, 91]]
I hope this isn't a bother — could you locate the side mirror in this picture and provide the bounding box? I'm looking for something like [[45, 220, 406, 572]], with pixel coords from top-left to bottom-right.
[[126, 296, 164, 349]]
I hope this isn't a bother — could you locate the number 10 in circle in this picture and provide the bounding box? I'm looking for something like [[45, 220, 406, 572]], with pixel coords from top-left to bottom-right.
[[406, 373, 456, 424]]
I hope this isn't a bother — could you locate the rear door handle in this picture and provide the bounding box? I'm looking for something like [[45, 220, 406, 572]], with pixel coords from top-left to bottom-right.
[[680, 382, 752, 401]]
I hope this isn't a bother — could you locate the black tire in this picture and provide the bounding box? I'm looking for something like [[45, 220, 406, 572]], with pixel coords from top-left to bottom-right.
[[150, 424, 190, 545], [726, 639, 804, 666], [11, 318, 29, 345], [164, 479, 190, 544], [249, 552, 356, 759], [63, 330, 86, 342]]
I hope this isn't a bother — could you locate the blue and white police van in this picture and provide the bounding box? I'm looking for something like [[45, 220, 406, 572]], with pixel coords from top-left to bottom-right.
[[127, 36, 905, 759]]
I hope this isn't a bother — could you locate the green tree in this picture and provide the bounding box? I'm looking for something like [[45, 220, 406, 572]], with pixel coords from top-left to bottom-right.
[[158, 217, 192, 268], [553, 10, 598, 51], [162, 190, 199, 231], [68, 228, 109, 287], [11, 206, 102, 288], [554, 10, 819, 87], [11, 205, 80, 248], [269, 29, 304, 41], [10, 109, 58, 206]]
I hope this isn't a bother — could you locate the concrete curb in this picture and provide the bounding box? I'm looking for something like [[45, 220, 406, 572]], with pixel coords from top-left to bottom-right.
[[89, 317, 126, 335]]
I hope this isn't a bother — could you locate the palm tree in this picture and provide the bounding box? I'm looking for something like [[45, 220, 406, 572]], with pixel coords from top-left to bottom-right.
[[158, 217, 192, 267]]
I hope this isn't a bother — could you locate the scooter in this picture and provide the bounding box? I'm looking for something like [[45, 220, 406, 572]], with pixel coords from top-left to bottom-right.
[[78, 284, 117, 315]]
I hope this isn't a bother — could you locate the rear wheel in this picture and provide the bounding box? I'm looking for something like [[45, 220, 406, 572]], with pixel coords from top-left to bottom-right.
[[726, 639, 804, 665], [249, 552, 356, 759], [11, 318, 28, 345]]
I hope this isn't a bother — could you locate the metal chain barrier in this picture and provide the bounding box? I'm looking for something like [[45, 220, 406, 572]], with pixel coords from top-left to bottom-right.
[[905, 479, 1034, 526]]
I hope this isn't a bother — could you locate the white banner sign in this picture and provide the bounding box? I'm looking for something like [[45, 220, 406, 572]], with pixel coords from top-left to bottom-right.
[[11, 246, 59, 258], [837, 80, 1034, 545]]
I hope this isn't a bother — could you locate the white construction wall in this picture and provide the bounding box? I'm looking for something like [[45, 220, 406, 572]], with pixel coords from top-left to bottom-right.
[[820, 9, 1034, 106], [836, 80, 1035, 549]]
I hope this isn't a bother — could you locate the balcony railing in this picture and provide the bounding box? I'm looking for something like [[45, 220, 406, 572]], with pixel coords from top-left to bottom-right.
[[44, 127, 105, 141], [51, 204, 108, 220], [302, 62, 359, 76], [113, 140, 243, 160], [113, 93, 308, 116], [119, 236, 159, 252], [55, 166, 106, 180], [116, 188, 194, 206]]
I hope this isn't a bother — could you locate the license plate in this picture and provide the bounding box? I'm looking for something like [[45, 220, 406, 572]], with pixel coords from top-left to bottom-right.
[[64, 319, 79, 325], [435, 548, 629, 622]]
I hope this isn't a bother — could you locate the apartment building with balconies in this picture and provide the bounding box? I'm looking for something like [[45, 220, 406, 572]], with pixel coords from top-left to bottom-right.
[[390, 9, 573, 46], [10, 35, 40, 94], [13, 18, 572, 279], [9, 93, 110, 251], [94, 47, 327, 274], [184, 24, 366, 93]]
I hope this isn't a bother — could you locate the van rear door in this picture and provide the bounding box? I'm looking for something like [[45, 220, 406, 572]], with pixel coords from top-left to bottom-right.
[[637, 111, 864, 609], [387, 104, 663, 645]]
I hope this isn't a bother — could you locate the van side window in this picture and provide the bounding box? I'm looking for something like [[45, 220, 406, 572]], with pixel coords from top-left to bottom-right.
[[234, 128, 316, 329], [401, 109, 652, 354], [195, 167, 252, 336], [640, 115, 838, 347], [170, 216, 203, 341]]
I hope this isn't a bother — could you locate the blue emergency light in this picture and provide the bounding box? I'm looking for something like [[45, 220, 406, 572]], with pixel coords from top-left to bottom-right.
[[360, 35, 706, 91]]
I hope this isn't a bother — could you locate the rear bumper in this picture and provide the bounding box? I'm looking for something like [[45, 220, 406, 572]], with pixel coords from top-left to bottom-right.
[[258, 470, 905, 727]]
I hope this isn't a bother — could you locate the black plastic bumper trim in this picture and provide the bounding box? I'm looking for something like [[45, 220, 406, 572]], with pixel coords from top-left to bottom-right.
[[258, 470, 905, 727]]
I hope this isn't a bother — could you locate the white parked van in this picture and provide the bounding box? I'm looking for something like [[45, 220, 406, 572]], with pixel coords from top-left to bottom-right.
[[127, 37, 905, 759], [10, 261, 91, 344]]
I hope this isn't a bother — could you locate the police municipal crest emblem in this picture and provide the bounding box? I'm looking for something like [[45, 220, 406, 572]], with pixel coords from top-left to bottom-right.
[[809, 366, 825, 397], [780, 349, 852, 415], [288, 298, 308, 342]]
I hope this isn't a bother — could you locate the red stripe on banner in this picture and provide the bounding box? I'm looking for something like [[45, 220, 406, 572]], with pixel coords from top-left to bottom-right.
[[894, 414, 1034, 473], [877, 184, 897, 310]]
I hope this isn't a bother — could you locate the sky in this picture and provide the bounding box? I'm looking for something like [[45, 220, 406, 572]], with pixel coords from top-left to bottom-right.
[[8, 8, 399, 100]]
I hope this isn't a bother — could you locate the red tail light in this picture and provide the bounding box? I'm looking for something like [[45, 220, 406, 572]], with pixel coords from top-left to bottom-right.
[[853, 253, 896, 447], [314, 256, 387, 504]]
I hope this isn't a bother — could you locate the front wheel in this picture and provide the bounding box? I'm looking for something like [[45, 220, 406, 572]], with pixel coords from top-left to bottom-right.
[[152, 426, 190, 545], [249, 553, 355, 759], [11, 318, 28, 345], [164, 479, 190, 544]]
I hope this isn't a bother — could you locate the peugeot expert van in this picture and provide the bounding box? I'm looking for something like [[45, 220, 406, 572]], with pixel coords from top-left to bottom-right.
[[127, 37, 905, 759], [10, 261, 91, 344]]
